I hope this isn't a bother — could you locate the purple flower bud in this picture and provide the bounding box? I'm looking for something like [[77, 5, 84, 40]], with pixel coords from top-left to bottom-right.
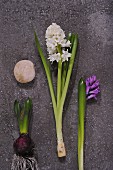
[[86, 75, 100, 100]]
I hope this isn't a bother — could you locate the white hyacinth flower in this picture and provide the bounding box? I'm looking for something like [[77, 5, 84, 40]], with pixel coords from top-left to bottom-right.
[[45, 23, 71, 62], [62, 40, 71, 47], [48, 53, 61, 62], [45, 23, 65, 40], [62, 50, 71, 62]]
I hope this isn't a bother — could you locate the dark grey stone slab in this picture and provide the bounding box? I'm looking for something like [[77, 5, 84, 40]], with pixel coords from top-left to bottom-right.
[[0, 0, 113, 169]]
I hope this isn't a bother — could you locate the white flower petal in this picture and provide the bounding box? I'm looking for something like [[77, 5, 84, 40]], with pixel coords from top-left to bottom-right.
[[48, 53, 61, 62], [61, 50, 71, 62]]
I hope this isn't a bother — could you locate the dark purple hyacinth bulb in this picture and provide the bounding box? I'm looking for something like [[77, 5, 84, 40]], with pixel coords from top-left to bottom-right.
[[13, 134, 34, 157], [86, 75, 100, 100]]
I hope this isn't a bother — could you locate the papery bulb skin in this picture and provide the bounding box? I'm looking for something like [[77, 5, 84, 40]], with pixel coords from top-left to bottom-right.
[[13, 134, 34, 157]]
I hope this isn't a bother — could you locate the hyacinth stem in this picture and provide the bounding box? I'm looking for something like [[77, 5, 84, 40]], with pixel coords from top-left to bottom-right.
[[57, 61, 62, 106], [57, 44, 62, 107], [56, 117, 66, 157], [56, 45, 66, 157], [61, 62, 68, 92], [56, 34, 78, 157], [56, 59, 66, 157], [78, 78, 86, 170]]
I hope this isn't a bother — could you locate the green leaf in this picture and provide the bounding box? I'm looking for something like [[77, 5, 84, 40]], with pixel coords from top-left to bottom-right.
[[23, 98, 32, 115], [61, 33, 74, 91], [34, 32, 50, 74], [78, 78, 86, 142], [57, 34, 78, 121], [78, 78, 86, 170], [14, 100, 23, 133], [70, 34, 76, 50], [67, 33, 76, 52], [61, 62, 68, 92], [14, 100, 21, 118], [34, 32, 57, 118], [20, 98, 32, 134]]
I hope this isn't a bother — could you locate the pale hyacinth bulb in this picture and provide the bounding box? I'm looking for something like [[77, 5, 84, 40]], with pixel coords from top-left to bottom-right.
[[45, 23, 71, 62]]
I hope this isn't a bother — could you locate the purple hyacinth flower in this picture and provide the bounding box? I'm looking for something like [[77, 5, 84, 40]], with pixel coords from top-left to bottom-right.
[[86, 75, 100, 100]]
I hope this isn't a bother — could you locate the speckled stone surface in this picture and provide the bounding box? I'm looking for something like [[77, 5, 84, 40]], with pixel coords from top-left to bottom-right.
[[0, 0, 113, 170]]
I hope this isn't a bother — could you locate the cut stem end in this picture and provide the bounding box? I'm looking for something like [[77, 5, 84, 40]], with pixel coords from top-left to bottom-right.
[[57, 141, 66, 157]]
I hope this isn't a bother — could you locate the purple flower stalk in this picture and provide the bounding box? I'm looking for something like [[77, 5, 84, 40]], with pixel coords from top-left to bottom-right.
[[86, 75, 100, 100]]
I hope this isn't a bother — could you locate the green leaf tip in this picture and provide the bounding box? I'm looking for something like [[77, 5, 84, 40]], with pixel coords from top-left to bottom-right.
[[79, 77, 85, 86], [34, 31, 38, 42], [14, 100, 21, 118], [24, 98, 32, 110]]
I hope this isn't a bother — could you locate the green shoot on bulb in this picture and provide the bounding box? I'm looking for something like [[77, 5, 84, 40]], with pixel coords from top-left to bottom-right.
[[14, 98, 32, 134]]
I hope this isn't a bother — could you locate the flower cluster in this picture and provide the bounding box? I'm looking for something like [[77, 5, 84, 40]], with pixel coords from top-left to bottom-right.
[[86, 75, 100, 100], [45, 23, 71, 62]]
